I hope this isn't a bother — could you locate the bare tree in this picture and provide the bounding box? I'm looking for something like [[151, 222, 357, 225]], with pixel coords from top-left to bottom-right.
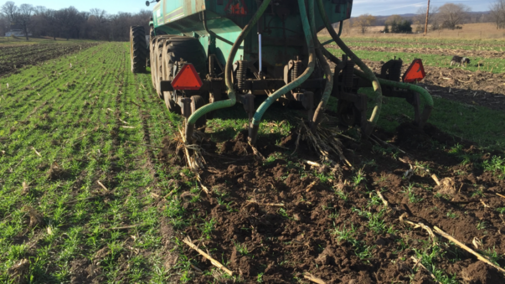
[[1, 1, 17, 22], [28, 5, 48, 37], [0, 13, 7, 36], [354, 14, 376, 34], [1, 2, 34, 40], [1, 3, 152, 41], [436, 3, 470, 30], [55, 7, 84, 40], [385, 15, 404, 26], [1, 1, 17, 36], [87, 8, 109, 40], [490, 0, 505, 29], [384, 14, 402, 33], [414, 4, 439, 33], [33, 6, 47, 15], [18, 4, 34, 40]]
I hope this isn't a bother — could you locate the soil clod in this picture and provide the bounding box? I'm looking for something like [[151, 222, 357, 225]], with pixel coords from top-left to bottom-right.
[[7, 259, 29, 284], [47, 162, 70, 180]]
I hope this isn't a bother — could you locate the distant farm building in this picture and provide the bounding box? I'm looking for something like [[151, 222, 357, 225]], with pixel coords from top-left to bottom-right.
[[5, 24, 31, 37]]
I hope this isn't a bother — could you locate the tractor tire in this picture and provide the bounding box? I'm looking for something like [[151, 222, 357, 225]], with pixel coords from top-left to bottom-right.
[[162, 36, 208, 113], [130, 26, 148, 73], [150, 35, 174, 100], [165, 36, 207, 77]]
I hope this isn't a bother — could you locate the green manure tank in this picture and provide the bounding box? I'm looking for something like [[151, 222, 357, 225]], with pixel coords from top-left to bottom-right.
[[149, 0, 351, 78], [129, 0, 433, 143]]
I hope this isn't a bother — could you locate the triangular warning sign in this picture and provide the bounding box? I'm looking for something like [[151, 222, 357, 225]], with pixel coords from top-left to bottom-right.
[[172, 64, 203, 91], [225, 0, 248, 16], [403, 59, 426, 83]]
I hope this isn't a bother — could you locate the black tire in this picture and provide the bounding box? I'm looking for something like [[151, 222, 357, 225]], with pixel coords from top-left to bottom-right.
[[191, 95, 207, 128], [130, 26, 148, 73], [165, 36, 207, 77], [150, 35, 174, 100], [163, 36, 208, 113], [145, 26, 151, 67]]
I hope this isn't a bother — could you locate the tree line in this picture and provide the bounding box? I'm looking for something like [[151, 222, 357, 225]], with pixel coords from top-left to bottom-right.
[[353, 1, 505, 34], [491, 0, 505, 29], [0, 1, 151, 41]]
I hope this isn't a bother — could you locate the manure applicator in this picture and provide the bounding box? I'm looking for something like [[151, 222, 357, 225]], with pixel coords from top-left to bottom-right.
[[130, 0, 434, 144]]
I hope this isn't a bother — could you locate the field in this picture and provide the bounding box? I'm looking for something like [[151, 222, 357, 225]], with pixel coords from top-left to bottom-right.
[[0, 35, 505, 284], [326, 23, 505, 40], [321, 36, 505, 115], [0, 37, 99, 77]]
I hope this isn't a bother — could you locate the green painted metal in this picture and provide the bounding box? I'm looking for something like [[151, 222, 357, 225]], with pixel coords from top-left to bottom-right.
[[151, 0, 352, 72], [185, 0, 272, 139]]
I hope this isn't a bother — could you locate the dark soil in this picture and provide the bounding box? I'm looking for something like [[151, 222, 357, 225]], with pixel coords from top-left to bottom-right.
[[327, 44, 505, 59], [326, 40, 505, 50], [46, 162, 71, 181], [158, 121, 505, 283]]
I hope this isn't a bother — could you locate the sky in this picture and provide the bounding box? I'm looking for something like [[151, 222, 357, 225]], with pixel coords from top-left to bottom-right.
[[1, 0, 496, 16], [352, 0, 495, 16]]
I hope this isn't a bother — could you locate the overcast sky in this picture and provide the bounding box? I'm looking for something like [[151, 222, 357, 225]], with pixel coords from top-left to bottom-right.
[[1, 0, 495, 16]]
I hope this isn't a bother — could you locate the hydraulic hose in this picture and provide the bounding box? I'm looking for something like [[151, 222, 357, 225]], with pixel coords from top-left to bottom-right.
[[316, 0, 382, 130], [376, 76, 433, 108], [248, 0, 316, 144], [202, 11, 234, 46], [185, 0, 271, 141], [320, 21, 343, 46], [310, 0, 333, 125], [322, 46, 434, 125], [353, 69, 434, 126]]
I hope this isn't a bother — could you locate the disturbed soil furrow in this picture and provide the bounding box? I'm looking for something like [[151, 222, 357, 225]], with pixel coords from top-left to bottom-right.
[[338, 39, 505, 50], [164, 123, 505, 283], [326, 44, 505, 59]]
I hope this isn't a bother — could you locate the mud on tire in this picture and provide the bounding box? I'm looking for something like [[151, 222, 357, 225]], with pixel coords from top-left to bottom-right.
[[130, 26, 148, 73]]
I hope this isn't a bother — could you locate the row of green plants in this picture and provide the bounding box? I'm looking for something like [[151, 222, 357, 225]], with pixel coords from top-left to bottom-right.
[[0, 42, 179, 282]]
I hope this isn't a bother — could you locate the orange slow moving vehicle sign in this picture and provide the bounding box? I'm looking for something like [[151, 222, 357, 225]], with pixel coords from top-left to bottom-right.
[[402, 59, 426, 83], [171, 64, 203, 91], [225, 0, 248, 16]]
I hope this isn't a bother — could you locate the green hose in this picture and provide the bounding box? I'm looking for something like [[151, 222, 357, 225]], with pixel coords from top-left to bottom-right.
[[322, 46, 434, 123], [354, 69, 434, 124], [316, 0, 382, 128], [248, 0, 316, 143], [310, 1, 333, 125], [185, 0, 271, 140], [320, 21, 343, 46], [380, 78, 433, 107]]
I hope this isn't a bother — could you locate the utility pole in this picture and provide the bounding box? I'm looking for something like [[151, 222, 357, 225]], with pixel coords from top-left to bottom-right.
[[423, 0, 430, 35]]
